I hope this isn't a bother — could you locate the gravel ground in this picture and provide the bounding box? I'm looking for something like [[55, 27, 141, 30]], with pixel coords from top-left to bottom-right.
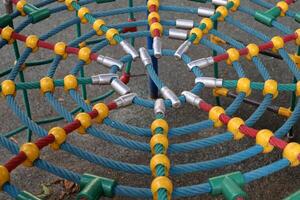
[[0, 0, 300, 199]]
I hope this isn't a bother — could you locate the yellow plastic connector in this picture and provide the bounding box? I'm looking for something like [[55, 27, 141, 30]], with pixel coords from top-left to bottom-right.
[[48, 127, 67, 150], [150, 154, 170, 176], [106, 28, 119, 45], [151, 176, 173, 200], [289, 54, 300, 68], [278, 107, 292, 118], [208, 106, 225, 127], [216, 6, 228, 21], [20, 143, 40, 167], [150, 22, 163, 37], [75, 112, 92, 134], [150, 134, 169, 155], [93, 19, 106, 36], [16, 0, 27, 16], [78, 7, 90, 24], [40, 76, 55, 94], [236, 77, 251, 96], [276, 1, 289, 16], [263, 79, 278, 99], [151, 119, 169, 136], [271, 36, 284, 52], [213, 87, 229, 97], [226, 48, 240, 65], [210, 35, 226, 45], [296, 81, 300, 96], [200, 18, 213, 34], [190, 28, 203, 45], [65, 0, 76, 11], [1, 26, 15, 44], [0, 166, 9, 190], [283, 142, 300, 167], [25, 35, 39, 53], [147, 0, 159, 11], [64, 74, 78, 91], [246, 43, 260, 60], [227, 117, 245, 140], [296, 29, 300, 46], [256, 129, 274, 153], [78, 47, 91, 64], [228, 0, 240, 12], [1, 80, 16, 97], [92, 103, 109, 123], [148, 12, 160, 24], [54, 42, 67, 59]]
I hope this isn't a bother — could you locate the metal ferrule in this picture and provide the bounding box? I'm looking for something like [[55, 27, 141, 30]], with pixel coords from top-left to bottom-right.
[[154, 98, 166, 117], [96, 55, 124, 70], [114, 93, 137, 108], [197, 7, 215, 17], [111, 78, 131, 95], [174, 40, 192, 60], [169, 29, 188, 40], [91, 73, 118, 85], [153, 37, 162, 58], [195, 77, 223, 88], [212, 0, 228, 6], [120, 40, 139, 61], [187, 57, 214, 71], [175, 19, 194, 29], [139, 47, 152, 66], [160, 86, 181, 108], [181, 91, 203, 107]]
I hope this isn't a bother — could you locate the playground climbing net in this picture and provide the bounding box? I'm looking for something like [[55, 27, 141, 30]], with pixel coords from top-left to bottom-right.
[[0, 0, 300, 199]]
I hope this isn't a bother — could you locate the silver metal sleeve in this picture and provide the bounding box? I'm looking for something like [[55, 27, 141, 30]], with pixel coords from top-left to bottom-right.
[[181, 91, 203, 107], [174, 40, 192, 60], [195, 77, 223, 87], [175, 19, 194, 29], [153, 37, 162, 58], [212, 0, 228, 6], [169, 29, 188, 40], [139, 47, 152, 66], [120, 40, 139, 61], [187, 56, 214, 71], [111, 78, 131, 95], [154, 98, 166, 117], [197, 7, 215, 17], [160, 86, 181, 108], [96, 55, 124, 70], [114, 93, 137, 108], [91, 73, 118, 85]]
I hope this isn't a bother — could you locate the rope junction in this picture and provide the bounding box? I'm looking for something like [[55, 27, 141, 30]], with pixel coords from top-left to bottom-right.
[[0, 0, 300, 199]]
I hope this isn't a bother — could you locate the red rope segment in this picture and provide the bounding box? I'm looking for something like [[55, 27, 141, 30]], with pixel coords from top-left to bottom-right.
[[1, 103, 112, 173], [197, 100, 295, 153], [213, 33, 298, 63]]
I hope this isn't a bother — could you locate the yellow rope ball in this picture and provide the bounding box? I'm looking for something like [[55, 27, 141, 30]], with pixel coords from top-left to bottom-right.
[[226, 48, 240, 65], [263, 79, 278, 99], [78, 47, 92, 64], [227, 117, 245, 140], [64, 74, 78, 91], [148, 12, 160, 25], [93, 19, 106, 36], [1, 80, 16, 97], [75, 112, 92, 134], [40, 76, 55, 94], [295, 29, 300, 46], [106, 28, 119, 45], [0, 166, 9, 190], [16, 0, 27, 16], [1, 26, 15, 44], [190, 28, 203, 45], [208, 106, 225, 127], [228, 0, 240, 12], [236, 77, 251, 97], [271, 36, 284, 52], [200, 18, 213, 34], [48, 127, 67, 150], [256, 129, 274, 153], [25, 35, 39, 53], [151, 119, 169, 136], [216, 6, 228, 21], [92, 103, 109, 123], [65, 0, 76, 11], [150, 134, 169, 155], [78, 7, 90, 24], [150, 154, 170, 176], [283, 142, 300, 167], [246, 43, 259, 60], [20, 143, 40, 167], [54, 42, 67, 59], [276, 1, 289, 16], [150, 22, 163, 37]]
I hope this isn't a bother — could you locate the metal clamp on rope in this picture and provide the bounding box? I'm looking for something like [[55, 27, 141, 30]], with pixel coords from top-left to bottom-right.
[[96, 55, 124, 70], [174, 40, 192, 60], [160, 86, 181, 108], [120, 40, 139, 61], [114, 93, 137, 108], [153, 37, 162, 58], [91, 73, 118, 85], [175, 19, 194, 29], [198, 7, 215, 17], [187, 57, 214, 71], [139, 47, 152, 66], [181, 91, 203, 107], [212, 0, 228, 6], [195, 77, 223, 88], [111, 78, 131, 95], [154, 98, 166, 117], [169, 29, 188, 40]]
